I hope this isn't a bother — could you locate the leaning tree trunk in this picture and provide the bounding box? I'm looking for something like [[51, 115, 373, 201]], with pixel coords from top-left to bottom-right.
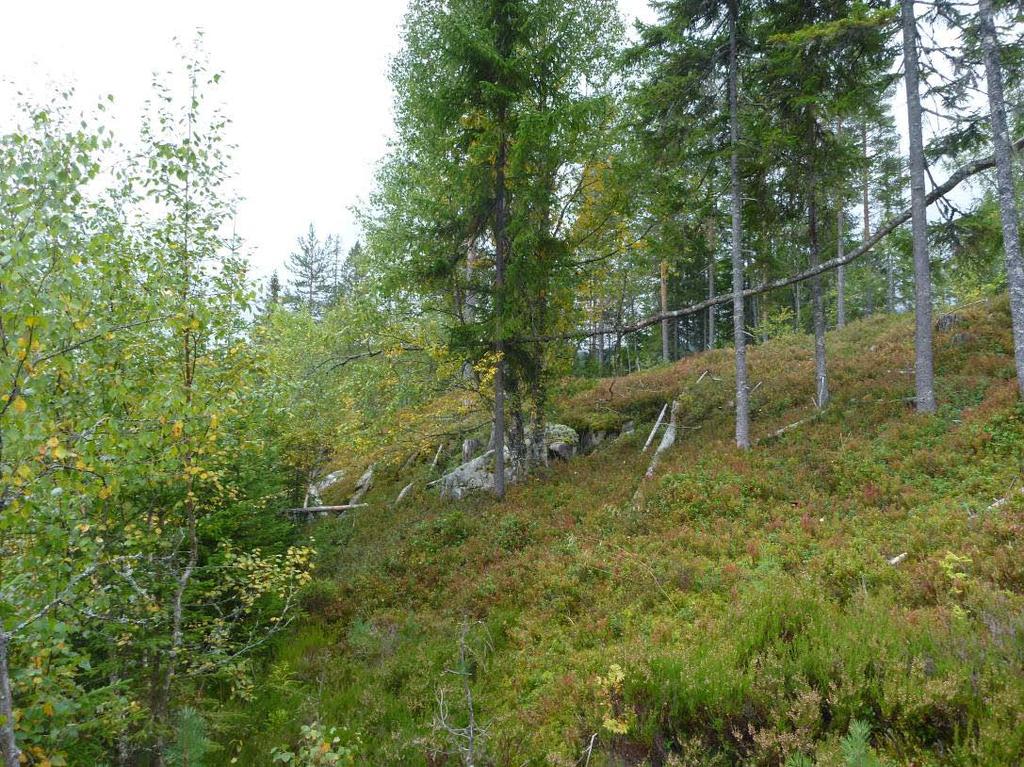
[[979, 0, 1024, 397], [0, 631, 19, 767], [728, 1, 750, 449], [901, 0, 937, 412]]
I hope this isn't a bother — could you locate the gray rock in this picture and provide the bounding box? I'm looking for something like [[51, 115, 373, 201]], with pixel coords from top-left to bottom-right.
[[620, 420, 635, 436], [544, 423, 579, 446], [548, 442, 574, 461], [349, 465, 375, 505], [437, 449, 510, 500], [936, 312, 963, 332], [581, 430, 607, 453], [462, 437, 482, 462]]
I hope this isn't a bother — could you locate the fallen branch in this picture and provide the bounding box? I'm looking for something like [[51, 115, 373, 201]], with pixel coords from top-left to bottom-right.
[[764, 418, 808, 441], [285, 504, 368, 515], [642, 403, 669, 453], [988, 478, 1022, 510], [395, 482, 415, 505], [645, 400, 680, 480]]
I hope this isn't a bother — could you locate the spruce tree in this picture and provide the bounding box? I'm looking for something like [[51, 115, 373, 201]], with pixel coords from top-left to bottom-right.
[[977, 0, 1024, 397], [367, 0, 621, 494], [751, 0, 896, 409], [629, 0, 756, 447], [901, 0, 937, 412]]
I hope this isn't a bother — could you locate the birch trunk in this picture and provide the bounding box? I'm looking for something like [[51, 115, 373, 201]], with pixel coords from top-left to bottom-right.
[[901, 0, 937, 412], [979, 0, 1024, 397], [0, 631, 19, 767], [728, 1, 750, 448]]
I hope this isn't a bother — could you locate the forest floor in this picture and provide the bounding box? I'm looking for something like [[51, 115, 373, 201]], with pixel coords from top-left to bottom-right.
[[234, 294, 1024, 766]]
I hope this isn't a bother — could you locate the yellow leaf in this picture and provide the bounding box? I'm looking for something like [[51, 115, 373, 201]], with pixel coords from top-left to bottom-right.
[[42, 702, 54, 717], [12, 397, 26, 414]]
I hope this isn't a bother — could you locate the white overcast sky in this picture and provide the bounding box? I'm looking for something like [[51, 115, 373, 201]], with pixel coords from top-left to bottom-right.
[[1, 1, 656, 280]]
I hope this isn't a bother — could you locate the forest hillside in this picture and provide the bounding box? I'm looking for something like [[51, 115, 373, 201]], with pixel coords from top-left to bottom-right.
[[237, 294, 1024, 766], [6, 1, 1024, 765]]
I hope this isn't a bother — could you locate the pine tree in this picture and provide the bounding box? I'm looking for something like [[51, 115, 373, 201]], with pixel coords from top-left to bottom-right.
[[285, 223, 337, 315]]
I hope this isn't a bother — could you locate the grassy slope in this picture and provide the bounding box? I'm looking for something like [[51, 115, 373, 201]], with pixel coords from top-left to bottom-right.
[[237, 296, 1024, 766]]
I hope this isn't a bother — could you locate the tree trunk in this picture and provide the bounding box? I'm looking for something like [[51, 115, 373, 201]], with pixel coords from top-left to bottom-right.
[[809, 152, 830, 408], [0, 631, 19, 767], [979, 0, 1024, 397], [728, 1, 750, 449], [837, 221, 847, 329], [794, 283, 802, 330], [660, 259, 670, 362], [706, 219, 717, 349], [837, 122, 847, 329], [901, 0, 937, 412], [862, 122, 871, 243], [155, 509, 198, 766], [493, 127, 508, 497]]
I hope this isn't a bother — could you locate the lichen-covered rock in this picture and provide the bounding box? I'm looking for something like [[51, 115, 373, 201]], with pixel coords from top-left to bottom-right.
[[544, 423, 579, 447], [438, 449, 510, 500]]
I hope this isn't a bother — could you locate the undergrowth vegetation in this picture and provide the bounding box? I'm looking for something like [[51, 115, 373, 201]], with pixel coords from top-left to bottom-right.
[[237, 296, 1024, 766]]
